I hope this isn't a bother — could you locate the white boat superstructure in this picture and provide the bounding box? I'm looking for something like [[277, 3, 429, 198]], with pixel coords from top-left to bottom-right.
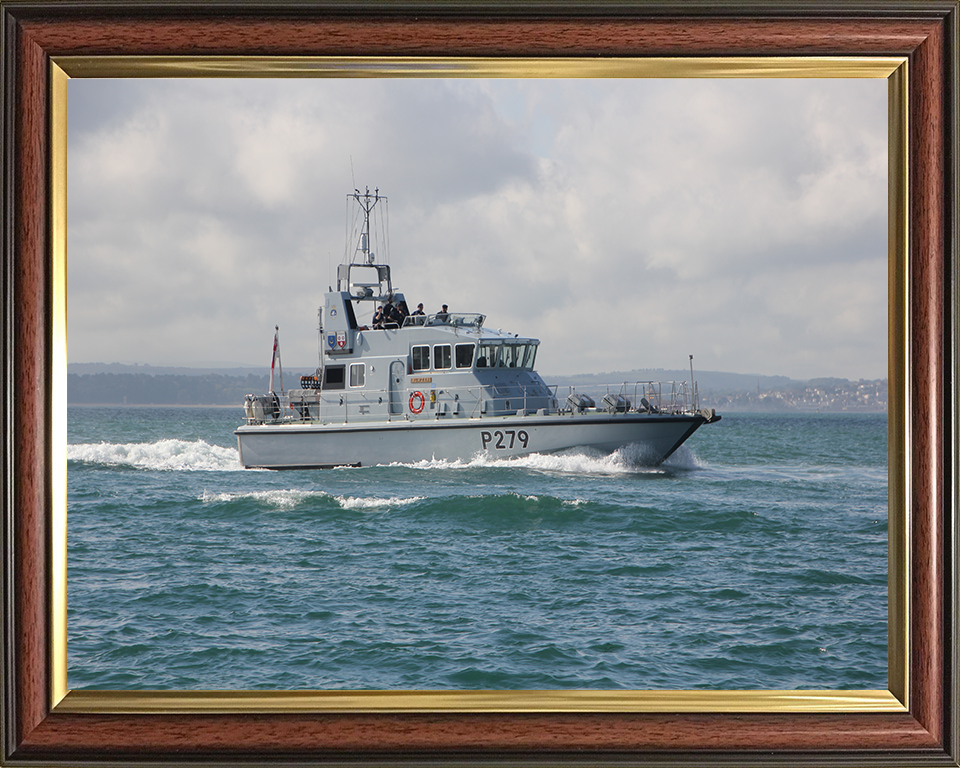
[[235, 188, 719, 469]]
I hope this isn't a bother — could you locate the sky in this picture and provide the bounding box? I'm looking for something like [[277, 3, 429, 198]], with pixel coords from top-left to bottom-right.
[[67, 76, 888, 380]]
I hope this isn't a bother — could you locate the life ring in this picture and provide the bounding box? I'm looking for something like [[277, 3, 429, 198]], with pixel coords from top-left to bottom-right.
[[409, 391, 425, 414]]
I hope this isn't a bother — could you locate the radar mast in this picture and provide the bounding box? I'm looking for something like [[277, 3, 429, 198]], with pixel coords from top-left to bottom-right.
[[337, 186, 392, 301]]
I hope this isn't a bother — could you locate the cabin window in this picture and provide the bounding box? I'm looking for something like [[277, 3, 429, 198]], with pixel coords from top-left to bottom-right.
[[501, 344, 523, 368], [476, 342, 499, 369], [434, 344, 452, 370], [411, 345, 430, 371], [323, 365, 345, 390], [349, 363, 365, 387], [522, 343, 538, 370], [455, 343, 475, 369]]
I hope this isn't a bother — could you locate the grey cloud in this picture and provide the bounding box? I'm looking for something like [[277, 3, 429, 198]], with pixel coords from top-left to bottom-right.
[[67, 77, 887, 379]]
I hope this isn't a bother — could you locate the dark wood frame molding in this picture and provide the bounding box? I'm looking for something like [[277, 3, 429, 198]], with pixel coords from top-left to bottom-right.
[[2, 2, 957, 765]]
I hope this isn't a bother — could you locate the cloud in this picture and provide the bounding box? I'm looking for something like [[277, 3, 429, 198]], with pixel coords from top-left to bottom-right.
[[67, 77, 887, 380]]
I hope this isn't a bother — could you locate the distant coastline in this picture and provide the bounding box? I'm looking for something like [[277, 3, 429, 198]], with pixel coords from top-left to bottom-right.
[[68, 370, 271, 407], [68, 363, 887, 412]]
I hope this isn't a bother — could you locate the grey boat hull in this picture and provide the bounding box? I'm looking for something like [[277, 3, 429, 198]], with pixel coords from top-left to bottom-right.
[[235, 412, 708, 469]]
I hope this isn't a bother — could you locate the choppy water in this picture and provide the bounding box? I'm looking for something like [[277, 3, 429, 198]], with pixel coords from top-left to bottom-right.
[[67, 406, 887, 691]]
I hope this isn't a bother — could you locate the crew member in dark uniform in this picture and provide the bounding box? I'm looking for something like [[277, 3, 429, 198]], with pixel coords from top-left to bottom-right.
[[385, 302, 402, 327]]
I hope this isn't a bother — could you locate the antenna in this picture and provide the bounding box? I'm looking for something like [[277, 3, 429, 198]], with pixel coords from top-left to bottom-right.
[[689, 354, 696, 411], [316, 307, 325, 377], [352, 186, 382, 264]]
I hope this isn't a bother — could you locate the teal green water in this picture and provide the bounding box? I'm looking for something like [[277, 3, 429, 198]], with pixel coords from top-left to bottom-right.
[[67, 407, 887, 690]]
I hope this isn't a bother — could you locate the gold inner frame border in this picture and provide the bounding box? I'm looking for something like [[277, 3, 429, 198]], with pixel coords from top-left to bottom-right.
[[49, 55, 909, 716]]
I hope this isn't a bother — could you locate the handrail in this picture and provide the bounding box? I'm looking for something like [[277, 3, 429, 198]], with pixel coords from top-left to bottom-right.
[[244, 379, 699, 426], [402, 312, 485, 328], [560, 380, 701, 417], [247, 380, 556, 426]]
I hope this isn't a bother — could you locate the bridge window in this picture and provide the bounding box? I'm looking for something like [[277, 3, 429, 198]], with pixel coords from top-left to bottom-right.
[[411, 345, 430, 371], [455, 343, 475, 369], [504, 343, 539, 369], [476, 342, 499, 369], [521, 344, 538, 370], [501, 344, 522, 368], [434, 344, 452, 370]]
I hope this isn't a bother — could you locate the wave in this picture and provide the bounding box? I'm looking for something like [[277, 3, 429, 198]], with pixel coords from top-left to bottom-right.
[[200, 488, 424, 510], [200, 488, 324, 508], [68, 439, 242, 472], [337, 495, 425, 510], [388, 443, 704, 475], [660, 445, 704, 471], [68, 438, 704, 479]]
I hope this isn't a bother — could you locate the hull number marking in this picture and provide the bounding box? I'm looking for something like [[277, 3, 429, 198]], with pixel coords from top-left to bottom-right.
[[481, 429, 529, 450]]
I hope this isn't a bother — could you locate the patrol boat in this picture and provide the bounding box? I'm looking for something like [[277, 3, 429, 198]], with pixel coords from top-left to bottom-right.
[[235, 188, 720, 469]]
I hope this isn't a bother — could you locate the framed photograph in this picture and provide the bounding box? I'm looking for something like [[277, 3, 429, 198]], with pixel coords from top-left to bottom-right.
[[2, 2, 957, 765]]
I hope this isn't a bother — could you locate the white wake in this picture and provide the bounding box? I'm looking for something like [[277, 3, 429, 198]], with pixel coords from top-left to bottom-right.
[[68, 439, 243, 472]]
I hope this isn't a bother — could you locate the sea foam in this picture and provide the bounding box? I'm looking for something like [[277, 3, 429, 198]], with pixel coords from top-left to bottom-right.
[[68, 439, 242, 472], [390, 444, 703, 476], [200, 488, 424, 510], [335, 495, 425, 510], [200, 488, 324, 507]]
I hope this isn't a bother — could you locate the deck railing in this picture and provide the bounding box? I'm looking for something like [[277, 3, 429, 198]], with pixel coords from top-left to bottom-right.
[[243, 379, 700, 425], [245, 381, 557, 425], [561, 381, 699, 416], [401, 312, 485, 329], [614, 380, 699, 414]]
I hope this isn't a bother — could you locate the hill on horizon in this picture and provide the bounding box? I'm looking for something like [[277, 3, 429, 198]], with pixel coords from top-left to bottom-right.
[[68, 362, 884, 394], [67, 363, 887, 410]]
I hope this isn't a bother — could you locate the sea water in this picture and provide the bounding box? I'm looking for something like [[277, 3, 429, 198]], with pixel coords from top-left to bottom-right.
[[67, 407, 888, 691]]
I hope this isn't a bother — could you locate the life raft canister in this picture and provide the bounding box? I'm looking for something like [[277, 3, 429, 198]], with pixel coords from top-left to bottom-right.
[[409, 391, 425, 414]]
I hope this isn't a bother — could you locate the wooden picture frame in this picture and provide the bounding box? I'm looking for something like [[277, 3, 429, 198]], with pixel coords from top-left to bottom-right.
[[2, 2, 957, 765]]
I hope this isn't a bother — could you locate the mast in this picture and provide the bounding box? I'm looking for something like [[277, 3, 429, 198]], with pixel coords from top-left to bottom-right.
[[269, 325, 284, 394], [337, 186, 392, 300], [688, 354, 696, 411], [356, 186, 378, 264]]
